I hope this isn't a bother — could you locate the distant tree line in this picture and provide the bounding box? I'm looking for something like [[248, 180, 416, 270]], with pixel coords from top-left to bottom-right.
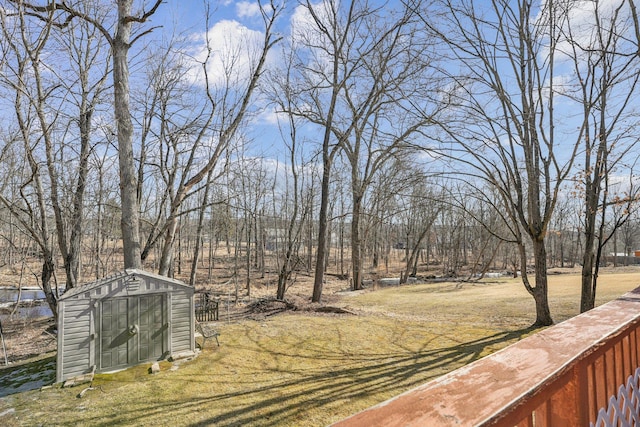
[[0, 0, 639, 326]]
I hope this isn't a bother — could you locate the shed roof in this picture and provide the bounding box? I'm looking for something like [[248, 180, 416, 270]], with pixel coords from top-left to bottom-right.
[[59, 269, 192, 301]]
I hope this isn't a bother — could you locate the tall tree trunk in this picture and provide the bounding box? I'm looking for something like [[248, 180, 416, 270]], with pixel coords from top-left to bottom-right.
[[339, 217, 345, 277], [312, 160, 331, 302], [189, 169, 215, 287], [531, 239, 553, 327], [41, 255, 57, 320], [158, 208, 180, 276], [581, 246, 596, 312], [401, 226, 431, 284], [245, 215, 252, 298], [277, 179, 302, 300], [351, 195, 362, 291], [114, 0, 142, 270], [66, 108, 92, 288]]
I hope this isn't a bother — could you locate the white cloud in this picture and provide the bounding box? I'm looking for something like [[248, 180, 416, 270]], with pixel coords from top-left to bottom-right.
[[186, 19, 265, 88], [290, 1, 332, 48], [257, 106, 282, 126], [236, 1, 261, 18], [289, 1, 339, 85], [536, 0, 633, 60], [532, 0, 635, 109]]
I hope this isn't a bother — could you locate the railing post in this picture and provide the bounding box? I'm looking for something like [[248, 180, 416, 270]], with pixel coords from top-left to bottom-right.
[[545, 365, 589, 426], [576, 363, 591, 426], [550, 374, 577, 426]]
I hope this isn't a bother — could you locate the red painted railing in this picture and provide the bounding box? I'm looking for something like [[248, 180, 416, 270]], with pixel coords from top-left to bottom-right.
[[333, 287, 640, 426]]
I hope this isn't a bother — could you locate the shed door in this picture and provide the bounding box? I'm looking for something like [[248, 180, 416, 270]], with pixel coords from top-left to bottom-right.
[[100, 294, 166, 371]]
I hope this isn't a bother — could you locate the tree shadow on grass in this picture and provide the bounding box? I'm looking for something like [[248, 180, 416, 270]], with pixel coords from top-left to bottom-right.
[[81, 326, 536, 427]]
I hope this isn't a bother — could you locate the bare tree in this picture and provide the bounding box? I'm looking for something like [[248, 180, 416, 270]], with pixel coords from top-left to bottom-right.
[[423, 0, 581, 326], [15, 0, 165, 269], [234, 156, 271, 298], [558, 0, 640, 311], [0, 2, 64, 317], [397, 179, 442, 284], [188, 166, 218, 288], [88, 135, 120, 279], [338, 8, 433, 291], [135, 2, 282, 277], [47, 3, 111, 288], [0, 1, 110, 303], [133, 35, 217, 274], [363, 159, 417, 275], [547, 195, 580, 268], [266, 48, 313, 300], [288, 0, 356, 302], [288, 0, 435, 298]]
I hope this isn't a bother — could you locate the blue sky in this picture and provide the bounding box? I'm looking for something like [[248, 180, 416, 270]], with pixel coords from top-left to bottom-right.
[[132, 0, 640, 188], [153, 1, 282, 44], [148, 1, 290, 159], [2, 0, 630, 211]]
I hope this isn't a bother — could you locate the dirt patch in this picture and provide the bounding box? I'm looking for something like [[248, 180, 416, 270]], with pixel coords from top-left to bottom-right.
[[0, 317, 56, 365]]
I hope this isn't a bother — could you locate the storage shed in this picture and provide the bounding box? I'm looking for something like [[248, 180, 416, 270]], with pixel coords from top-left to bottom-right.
[[56, 269, 195, 383]]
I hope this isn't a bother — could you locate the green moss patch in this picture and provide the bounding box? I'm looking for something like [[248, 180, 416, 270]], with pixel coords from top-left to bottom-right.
[[0, 355, 56, 398]]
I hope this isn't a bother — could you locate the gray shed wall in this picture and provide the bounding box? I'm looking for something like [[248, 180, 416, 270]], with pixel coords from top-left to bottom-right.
[[56, 270, 194, 383], [170, 290, 195, 353], [56, 299, 93, 382]]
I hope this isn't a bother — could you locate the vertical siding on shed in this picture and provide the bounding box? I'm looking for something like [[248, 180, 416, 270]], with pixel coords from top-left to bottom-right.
[[171, 289, 194, 353], [57, 299, 92, 382], [57, 270, 194, 383]]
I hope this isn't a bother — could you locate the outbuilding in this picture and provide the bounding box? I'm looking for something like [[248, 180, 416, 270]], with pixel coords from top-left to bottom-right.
[[56, 269, 195, 383]]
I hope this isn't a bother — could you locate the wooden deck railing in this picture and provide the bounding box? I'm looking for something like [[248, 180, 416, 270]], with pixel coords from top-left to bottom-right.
[[333, 287, 640, 427]]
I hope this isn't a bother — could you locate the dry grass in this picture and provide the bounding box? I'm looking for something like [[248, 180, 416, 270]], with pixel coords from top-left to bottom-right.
[[0, 269, 639, 426]]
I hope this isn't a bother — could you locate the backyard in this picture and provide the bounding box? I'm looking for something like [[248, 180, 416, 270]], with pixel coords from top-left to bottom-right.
[[0, 269, 639, 426]]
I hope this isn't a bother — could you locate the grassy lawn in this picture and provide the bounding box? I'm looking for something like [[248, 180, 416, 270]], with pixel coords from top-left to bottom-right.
[[1, 271, 638, 426]]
